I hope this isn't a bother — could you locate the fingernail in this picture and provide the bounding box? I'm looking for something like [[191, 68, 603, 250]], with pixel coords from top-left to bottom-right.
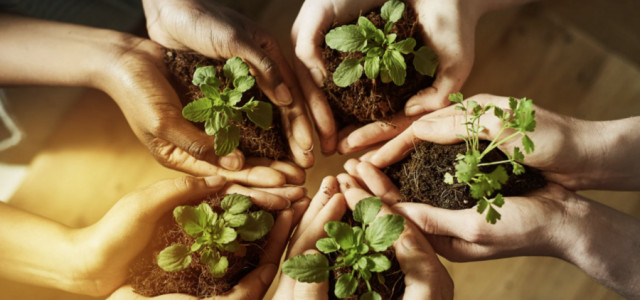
[[205, 176, 226, 187], [310, 68, 325, 87], [274, 83, 293, 105], [301, 187, 308, 196], [284, 198, 292, 209], [259, 264, 278, 284], [412, 119, 435, 137], [321, 149, 336, 157], [405, 105, 425, 116], [219, 153, 242, 171], [402, 234, 419, 250]]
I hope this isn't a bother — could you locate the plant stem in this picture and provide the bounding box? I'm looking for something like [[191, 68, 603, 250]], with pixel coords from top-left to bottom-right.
[[477, 160, 512, 167], [481, 131, 522, 159], [365, 279, 372, 291]]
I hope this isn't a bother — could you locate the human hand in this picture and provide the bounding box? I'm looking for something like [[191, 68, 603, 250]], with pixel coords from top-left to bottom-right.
[[292, 0, 480, 155], [141, 0, 314, 168], [66, 176, 305, 297]]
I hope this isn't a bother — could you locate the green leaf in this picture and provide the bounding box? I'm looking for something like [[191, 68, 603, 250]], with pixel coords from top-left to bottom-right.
[[493, 194, 505, 208], [512, 161, 525, 175], [476, 199, 489, 214], [233, 75, 255, 92], [444, 172, 454, 184], [333, 58, 363, 87], [365, 214, 405, 252], [226, 90, 243, 106], [413, 46, 439, 77], [364, 56, 381, 79], [386, 33, 397, 44], [157, 244, 192, 272], [200, 249, 214, 264], [212, 226, 237, 244], [192, 66, 221, 87], [522, 134, 535, 154], [383, 21, 394, 35], [222, 106, 243, 123], [237, 211, 274, 241], [360, 268, 372, 280], [367, 253, 391, 272], [282, 253, 331, 283], [214, 125, 240, 157], [367, 47, 384, 58], [173, 206, 210, 237], [494, 106, 504, 120], [205, 113, 228, 136], [191, 242, 204, 252], [197, 203, 217, 224], [455, 150, 480, 183], [343, 251, 358, 266], [375, 29, 386, 44], [316, 237, 340, 254], [381, 0, 405, 23], [358, 17, 377, 37], [470, 180, 491, 199], [201, 84, 221, 100], [394, 38, 416, 54], [362, 291, 382, 300], [353, 226, 364, 245], [326, 25, 367, 52], [223, 211, 248, 227], [244, 101, 273, 130], [486, 165, 509, 191], [485, 205, 501, 224], [377, 272, 385, 284], [182, 98, 213, 122], [513, 147, 525, 162], [449, 92, 464, 104], [356, 242, 369, 255], [356, 257, 369, 270], [335, 273, 358, 299], [325, 221, 356, 250], [383, 50, 406, 86], [223, 57, 250, 82], [221, 194, 253, 214], [217, 239, 240, 252], [209, 255, 229, 278], [380, 68, 392, 83], [353, 197, 383, 225]]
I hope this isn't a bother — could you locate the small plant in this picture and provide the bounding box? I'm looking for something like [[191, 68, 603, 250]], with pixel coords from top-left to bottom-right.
[[325, 0, 439, 87], [157, 194, 274, 278], [444, 93, 537, 224], [182, 57, 273, 156], [282, 197, 405, 299]]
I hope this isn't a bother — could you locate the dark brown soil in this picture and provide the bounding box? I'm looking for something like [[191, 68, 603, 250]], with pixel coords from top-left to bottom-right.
[[128, 194, 274, 297], [326, 214, 405, 300], [322, 3, 435, 129], [384, 141, 548, 209], [165, 50, 289, 160]]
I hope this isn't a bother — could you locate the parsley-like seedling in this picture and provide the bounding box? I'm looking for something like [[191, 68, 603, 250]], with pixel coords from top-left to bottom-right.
[[444, 93, 537, 224], [182, 57, 273, 157], [157, 194, 274, 278], [325, 0, 439, 87], [282, 197, 405, 299]]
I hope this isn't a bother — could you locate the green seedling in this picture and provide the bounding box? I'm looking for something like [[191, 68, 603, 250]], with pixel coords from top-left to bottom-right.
[[157, 194, 274, 278], [325, 0, 439, 87], [282, 197, 405, 299], [444, 93, 537, 224], [182, 57, 273, 157]]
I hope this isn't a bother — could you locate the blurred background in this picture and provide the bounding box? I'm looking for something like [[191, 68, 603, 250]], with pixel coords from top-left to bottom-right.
[[0, 0, 639, 299]]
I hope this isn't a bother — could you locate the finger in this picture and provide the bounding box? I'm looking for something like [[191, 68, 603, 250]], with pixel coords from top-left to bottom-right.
[[279, 105, 316, 169], [341, 112, 421, 154], [292, 250, 330, 300], [216, 165, 286, 187], [356, 162, 402, 206], [336, 125, 362, 155], [295, 176, 339, 240], [289, 193, 347, 256], [223, 183, 291, 210], [424, 234, 493, 262], [107, 285, 199, 300], [252, 187, 306, 202], [393, 203, 473, 239], [336, 173, 374, 202], [358, 148, 378, 162], [246, 157, 306, 186], [290, 197, 311, 228], [262, 209, 294, 265]]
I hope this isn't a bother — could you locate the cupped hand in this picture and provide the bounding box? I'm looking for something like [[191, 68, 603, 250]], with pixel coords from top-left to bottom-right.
[[292, 0, 479, 155], [363, 93, 605, 190], [141, 0, 314, 168], [67, 175, 306, 297]]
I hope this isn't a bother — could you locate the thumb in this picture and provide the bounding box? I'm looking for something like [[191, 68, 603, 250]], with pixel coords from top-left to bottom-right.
[[393, 203, 471, 239], [293, 250, 329, 300]]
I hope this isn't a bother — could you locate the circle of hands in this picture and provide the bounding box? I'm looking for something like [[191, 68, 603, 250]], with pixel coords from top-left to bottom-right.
[[2, 0, 639, 299]]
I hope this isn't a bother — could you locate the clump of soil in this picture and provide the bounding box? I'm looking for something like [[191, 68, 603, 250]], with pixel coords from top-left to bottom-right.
[[128, 194, 274, 297], [322, 3, 435, 129], [165, 50, 289, 160], [384, 141, 547, 209]]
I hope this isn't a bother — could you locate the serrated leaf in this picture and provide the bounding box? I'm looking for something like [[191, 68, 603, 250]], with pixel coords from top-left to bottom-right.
[[325, 221, 355, 250], [236, 211, 274, 241], [157, 244, 192, 272], [353, 197, 383, 225], [383, 50, 406, 86], [223, 212, 248, 227], [335, 273, 358, 298], [221, 194, 253, 214], [209, 255, 229, 278], [367, 253, 391, 272], [244, 101, 273, 130], [233, 75, 255, 92], [212, 226, 237, 244], [476, 199, 489, 214], [486, 165, 509, 191], [522, 134, 535, 154], [358, 16, 377, 37], [364, 55, 381, 79], [226, 90, 243, 106], [174, 206, 210, 237], [365, 214, 405, 252], [513, 147, 524, 162], [326, 25, 367, 52], [192, 66, 219, 87], [394, 38, 416, 54], [362, 291, 382, 300], [223, 106, 243, 123], [509, 97, 518, 111], [217, 239, 240, 252], [455, 150, 480, 183], [316, 237, 340, 254], [205, 113, 228, 136], [214, 125, 240, 157], [333, 58, 363, 87], [470, 180, 491, 199], [494, 106, 504, 120], [444, 172, 454, 184], [512, 162, 525, 175], [493, 194, 505, 207], [485, 205, 501, 224], [282, 254, 331, 283], [182, 98, 213, 122], [413, 46, 439, 77], [381, 0, 405, 22], [449, 92, 464, 104], [223, 57, 250, 82], [201, 84, 221, 100]]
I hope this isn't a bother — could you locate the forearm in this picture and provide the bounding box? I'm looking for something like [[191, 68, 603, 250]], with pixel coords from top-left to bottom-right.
[[472, 0, 539, 14], [560, 197, 640, 299], [0, 13, 130, 90], [0, 203, 82, 292]]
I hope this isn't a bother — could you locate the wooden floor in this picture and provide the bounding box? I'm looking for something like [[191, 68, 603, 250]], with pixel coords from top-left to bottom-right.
[[2, 0, 640, 299]]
